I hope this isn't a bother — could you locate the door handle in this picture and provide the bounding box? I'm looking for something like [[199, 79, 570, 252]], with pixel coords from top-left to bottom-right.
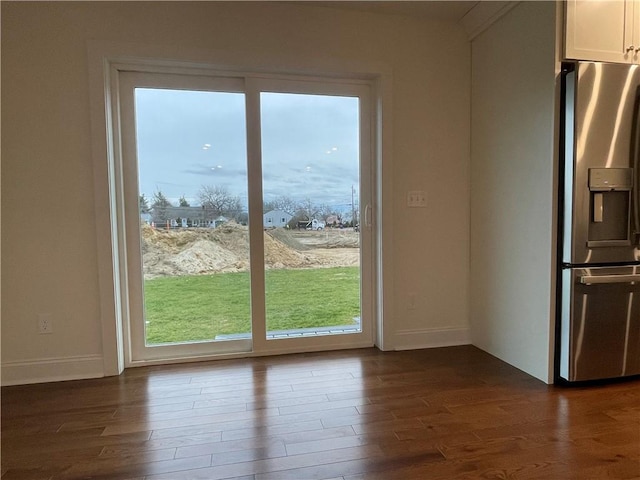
[[580, 274, 640, 285], [364, 204, 372, 228]]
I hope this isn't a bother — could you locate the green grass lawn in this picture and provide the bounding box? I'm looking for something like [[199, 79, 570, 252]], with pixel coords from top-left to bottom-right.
[[144, 266, 360, 344]]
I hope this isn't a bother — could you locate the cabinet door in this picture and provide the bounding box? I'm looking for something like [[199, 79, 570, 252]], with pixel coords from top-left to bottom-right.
[[565, 0, 634, 63], [632, 0, 640, 62]]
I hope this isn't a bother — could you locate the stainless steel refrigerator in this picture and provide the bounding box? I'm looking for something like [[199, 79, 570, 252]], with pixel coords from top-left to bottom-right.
[[559, 61, 640, 382]]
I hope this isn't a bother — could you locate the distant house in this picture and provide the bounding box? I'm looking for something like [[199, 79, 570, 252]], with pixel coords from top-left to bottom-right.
[[150, 206, 228, 228], [325, 215, 339, 226], [263, 210, 292, 228]]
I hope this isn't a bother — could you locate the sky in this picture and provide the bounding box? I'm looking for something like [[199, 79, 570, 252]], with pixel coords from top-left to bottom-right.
[[134, 88, 361, 215]]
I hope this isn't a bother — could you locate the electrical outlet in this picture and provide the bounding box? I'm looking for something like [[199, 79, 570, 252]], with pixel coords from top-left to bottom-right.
[[38, 313, 53, 334], [407, 190, 426, 208]]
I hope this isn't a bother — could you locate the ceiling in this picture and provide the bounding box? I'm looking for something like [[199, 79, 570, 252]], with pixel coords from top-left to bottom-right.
[[307, 1, 480, 22]]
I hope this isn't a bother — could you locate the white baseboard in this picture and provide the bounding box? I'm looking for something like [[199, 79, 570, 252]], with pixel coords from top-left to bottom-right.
[[0, 330, 469, 385], [394, 327, 471, 351], [1, 354, 105, 386]]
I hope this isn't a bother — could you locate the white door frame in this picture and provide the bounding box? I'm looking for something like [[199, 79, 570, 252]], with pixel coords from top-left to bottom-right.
[[87, 42, 393, 375]]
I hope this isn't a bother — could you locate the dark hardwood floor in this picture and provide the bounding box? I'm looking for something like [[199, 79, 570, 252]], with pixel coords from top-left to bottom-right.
[[2, 346, 639, 479]]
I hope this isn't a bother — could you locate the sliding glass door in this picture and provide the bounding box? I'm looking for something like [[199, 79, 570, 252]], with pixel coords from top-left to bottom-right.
[[260, 92, 362, 339], [118, 70, 373, 364]]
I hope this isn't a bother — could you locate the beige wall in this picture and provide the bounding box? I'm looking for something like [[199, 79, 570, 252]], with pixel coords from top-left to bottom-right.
[[2, 2, 471, 384], [470, 1, 558, 383]]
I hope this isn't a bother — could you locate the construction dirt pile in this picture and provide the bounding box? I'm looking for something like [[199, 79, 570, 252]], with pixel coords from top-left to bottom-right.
[[141, 223, 359, 279]]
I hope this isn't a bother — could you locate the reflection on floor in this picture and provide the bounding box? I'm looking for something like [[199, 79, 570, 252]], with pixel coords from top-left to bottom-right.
[[4, 346, 638, 479]]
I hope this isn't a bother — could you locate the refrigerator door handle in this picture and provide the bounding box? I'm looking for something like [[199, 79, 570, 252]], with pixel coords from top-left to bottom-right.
[[580, 274, 640, 285], [632, 86, 640, 241]]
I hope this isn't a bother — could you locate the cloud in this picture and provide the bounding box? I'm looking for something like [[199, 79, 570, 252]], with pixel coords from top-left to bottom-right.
[[135, 86, 361, 211]]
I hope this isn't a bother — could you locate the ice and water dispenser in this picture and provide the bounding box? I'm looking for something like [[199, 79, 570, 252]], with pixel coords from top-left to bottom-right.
[[588, 168, 634, 246]]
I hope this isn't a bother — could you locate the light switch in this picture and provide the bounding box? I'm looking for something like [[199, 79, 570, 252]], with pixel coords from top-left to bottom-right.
[[407, 190, 426, 207]]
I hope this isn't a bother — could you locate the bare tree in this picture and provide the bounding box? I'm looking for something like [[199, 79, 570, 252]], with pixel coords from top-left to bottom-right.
[[197, 185, 243, 221], [318, 203, 342, 227], [320, 203, 341, 219], [298, 197, 321, 221], [263, 195, 298, 215], [226, 196, 244, 221]]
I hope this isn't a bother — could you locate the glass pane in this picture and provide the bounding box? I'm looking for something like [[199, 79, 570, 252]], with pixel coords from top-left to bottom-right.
[[134, 88, 251, 345], [260, 92, 361, 338]]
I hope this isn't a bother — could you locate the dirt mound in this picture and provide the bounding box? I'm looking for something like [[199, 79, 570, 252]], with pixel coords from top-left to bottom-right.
[[141, 223, 324, 279], [267, 228, 311, 251], [173, 240, 245, 275], [323, 233, 360, 249], [264, 233, 312, 269]]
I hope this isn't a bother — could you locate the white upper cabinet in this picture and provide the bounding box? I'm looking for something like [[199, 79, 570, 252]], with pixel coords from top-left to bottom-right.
[[565, 0, 640, 63]]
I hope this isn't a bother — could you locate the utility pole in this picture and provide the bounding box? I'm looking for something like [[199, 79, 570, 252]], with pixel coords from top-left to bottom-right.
[[351, 185, 356, 228]]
